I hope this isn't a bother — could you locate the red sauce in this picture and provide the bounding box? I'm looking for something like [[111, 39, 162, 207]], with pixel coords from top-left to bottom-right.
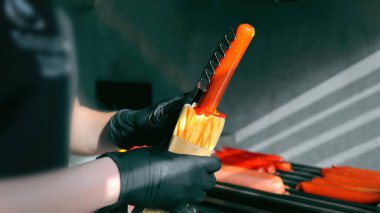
[[194, 106, 226, 118]]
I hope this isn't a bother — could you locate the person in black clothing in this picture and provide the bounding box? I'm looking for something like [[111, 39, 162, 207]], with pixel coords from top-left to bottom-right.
[[0, 0, 220, 212]]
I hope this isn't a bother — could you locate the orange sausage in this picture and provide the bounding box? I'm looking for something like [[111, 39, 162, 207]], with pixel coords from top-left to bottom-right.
[[197, 24, 255, 115], [321, 166, 380, 181], [321, 168, 333, 176], [324, 173, 380, 188], [275, 162, 292, 172], [215, 165, 286, 195], [219, 147, 285, 162], [333, 166, 380, 177], [311, 177, 380, 194], [299, 181, 380, 204], [215, 147, 291, 173]]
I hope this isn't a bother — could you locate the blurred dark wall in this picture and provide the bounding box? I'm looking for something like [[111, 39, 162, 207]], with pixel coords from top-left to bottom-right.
[[56, 0, 380, 169]]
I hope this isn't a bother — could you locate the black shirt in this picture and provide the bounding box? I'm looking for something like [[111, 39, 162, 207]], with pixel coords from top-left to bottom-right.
[[0, 0, 73, 177]]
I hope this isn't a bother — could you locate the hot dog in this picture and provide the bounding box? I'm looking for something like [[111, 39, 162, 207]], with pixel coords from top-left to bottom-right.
[[322, 167, 380, 182], [324, 173, 380, 189], [275, 162, 292, 172], [196, 24, 254, 116], [333, 166, 380, 176], [215, 147, 292, 172], [216, 165, 286, 195], [217, 147, 285, 162], [311, 177, 380, 194], [299, 181, 380, 204]]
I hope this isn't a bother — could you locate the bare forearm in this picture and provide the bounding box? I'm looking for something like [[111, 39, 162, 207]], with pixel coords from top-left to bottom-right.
[[0, 158, 120, 213], [70, 99, 118, 155]]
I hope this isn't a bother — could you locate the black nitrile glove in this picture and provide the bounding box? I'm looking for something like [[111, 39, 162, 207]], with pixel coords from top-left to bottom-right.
[[98, 147, 221, 210], [107, 93, 192, 149]]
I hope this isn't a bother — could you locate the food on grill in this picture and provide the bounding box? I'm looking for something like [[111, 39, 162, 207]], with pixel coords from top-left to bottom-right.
[[323, 173, 380, 189], [215, 165, 287, 195], [333, 166, 380, 176], [322, 166, 380, 182], [311, 177, 380, 194], [215, 147, 292, 173], [299, 181, 380, 204], [219, 147, 285, 162], [217, 156, 277, 173], [299, 165, 380, 204], [275, 162, 292, 172]]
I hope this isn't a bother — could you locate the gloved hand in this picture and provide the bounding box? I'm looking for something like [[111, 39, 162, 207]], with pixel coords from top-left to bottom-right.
[[98, 147, 221, 210], [107, 93, 192, 149]]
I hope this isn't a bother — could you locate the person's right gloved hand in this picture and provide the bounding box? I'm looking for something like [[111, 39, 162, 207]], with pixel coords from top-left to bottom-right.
[[97, 147, 221, 210]]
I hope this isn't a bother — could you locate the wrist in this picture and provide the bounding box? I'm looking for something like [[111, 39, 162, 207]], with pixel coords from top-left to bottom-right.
[[96, 157, 121, 207], [97, 152, 131, 209]]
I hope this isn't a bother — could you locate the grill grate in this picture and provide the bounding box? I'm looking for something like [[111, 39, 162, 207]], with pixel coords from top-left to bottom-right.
[[196, 163, 379, 213]]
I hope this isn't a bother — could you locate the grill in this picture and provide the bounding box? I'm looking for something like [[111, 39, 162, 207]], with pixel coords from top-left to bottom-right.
[[196, 163, 380, 213]]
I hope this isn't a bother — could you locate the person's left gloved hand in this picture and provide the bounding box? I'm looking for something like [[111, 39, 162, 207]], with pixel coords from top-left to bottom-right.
[[107, 93, 192, 149]]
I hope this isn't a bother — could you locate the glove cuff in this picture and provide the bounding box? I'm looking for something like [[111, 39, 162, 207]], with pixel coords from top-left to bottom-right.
[[96, 152, 129, 210]]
